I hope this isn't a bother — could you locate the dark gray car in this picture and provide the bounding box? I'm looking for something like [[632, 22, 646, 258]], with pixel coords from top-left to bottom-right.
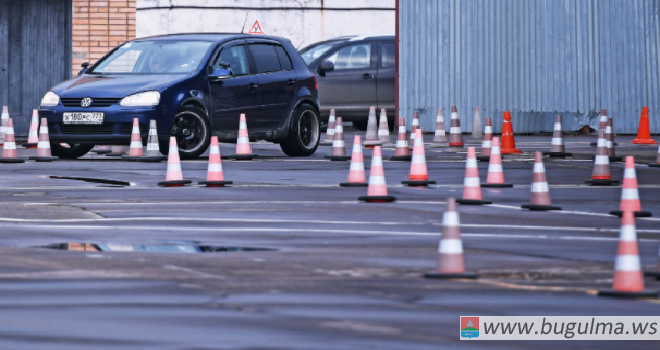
[[299, 35, 395, 130]]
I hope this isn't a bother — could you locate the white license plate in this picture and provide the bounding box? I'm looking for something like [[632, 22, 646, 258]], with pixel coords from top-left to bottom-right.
[[63, 112, 105, 124]]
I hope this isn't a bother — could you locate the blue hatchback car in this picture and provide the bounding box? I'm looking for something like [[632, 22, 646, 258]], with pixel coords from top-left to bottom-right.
[[39, 33, 320, 159]]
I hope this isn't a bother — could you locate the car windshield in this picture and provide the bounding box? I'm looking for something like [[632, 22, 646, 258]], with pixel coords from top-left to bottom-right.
[[299, 41, 342, 65], [89, 40, 213, 74]]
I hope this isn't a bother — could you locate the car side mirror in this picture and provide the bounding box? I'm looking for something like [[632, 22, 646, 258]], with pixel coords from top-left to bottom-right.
[[81, 62, 89, 68], [208, 67, 232, 81], [319, 60, 334, 72], [78, 62, 90, 75]]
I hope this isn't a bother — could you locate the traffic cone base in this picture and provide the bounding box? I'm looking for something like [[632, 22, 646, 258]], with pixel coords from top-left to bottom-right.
[[597, 289, 658, 299], [402, 180, 436, 187], [0, 158, 25, 163], [608, 210, 652, 218], [585, 179, 619, 186], [124, 154, 167, 162], [340, 182, 368, 187], [230, 153, 256, 161], [157, 179, 192, 187], [543, 151, 573, 158], [482, 183, 513, 188], [649, 163, 660, 168], [325, 154, 351, 161], [476, 155, 490, 162], [199, 180, 233, 187], [456, 198, 492, 205], [389, 155, 412, 161], [521, 204, 562, 211], [423, 272, 477, 280], [29, 155, 59, 162], [357, 195, 396, 203]]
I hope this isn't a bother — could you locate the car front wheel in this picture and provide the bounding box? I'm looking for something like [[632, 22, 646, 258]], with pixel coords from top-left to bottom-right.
[[160, 105, 211, 160], [280, 103, 320, 156], [50, 143, 94, 159]]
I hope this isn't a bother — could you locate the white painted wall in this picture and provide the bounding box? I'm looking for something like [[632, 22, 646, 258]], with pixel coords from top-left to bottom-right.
[[137, 0, 395, 49]]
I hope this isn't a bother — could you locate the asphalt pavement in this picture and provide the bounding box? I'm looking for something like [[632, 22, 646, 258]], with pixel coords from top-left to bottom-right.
[[0, 131, 659, 349]]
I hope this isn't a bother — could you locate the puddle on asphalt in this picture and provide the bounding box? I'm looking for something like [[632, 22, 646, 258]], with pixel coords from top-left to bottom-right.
[[33, 242, 275, 254]]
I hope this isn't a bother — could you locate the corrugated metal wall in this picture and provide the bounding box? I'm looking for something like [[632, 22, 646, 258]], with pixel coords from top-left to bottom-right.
[[0, 0, 72, 136], [399, 0, 660, 134]]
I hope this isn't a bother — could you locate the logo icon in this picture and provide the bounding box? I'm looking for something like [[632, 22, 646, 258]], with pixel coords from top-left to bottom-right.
[[81, 97, 92, 108], [461, 317, 479, 338]]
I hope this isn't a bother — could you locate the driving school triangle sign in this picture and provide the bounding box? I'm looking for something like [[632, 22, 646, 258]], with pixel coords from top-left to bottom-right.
[[248, 20, 264, 34]]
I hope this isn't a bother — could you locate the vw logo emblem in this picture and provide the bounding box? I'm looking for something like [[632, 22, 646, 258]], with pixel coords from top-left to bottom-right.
[[81, 97, 93, 108]]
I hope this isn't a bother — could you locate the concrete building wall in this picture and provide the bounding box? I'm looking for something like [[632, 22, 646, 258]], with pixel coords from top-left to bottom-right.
[[136, 0, 394, 49]]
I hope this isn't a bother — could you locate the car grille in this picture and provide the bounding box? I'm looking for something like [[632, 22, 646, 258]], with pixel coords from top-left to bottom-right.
[[60, 98, 122, 107], [50, 122, 146, 135]]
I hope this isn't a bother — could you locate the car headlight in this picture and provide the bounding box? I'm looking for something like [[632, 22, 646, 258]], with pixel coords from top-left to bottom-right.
[[40, 91, 60, 107], [120, 91, 160, 107]]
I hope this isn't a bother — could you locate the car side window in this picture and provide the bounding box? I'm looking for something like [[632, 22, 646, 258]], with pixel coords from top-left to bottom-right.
[[324, 43, 372, 70], [216, 45, 250, 76], [249, 44, 282, 74], [274, 45, 293, 71], [380, 42, 395, 68]]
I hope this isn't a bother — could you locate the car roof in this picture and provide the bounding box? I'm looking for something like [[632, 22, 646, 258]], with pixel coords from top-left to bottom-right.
[[132, 33, 289, 43], [327, 35, 395, 42]]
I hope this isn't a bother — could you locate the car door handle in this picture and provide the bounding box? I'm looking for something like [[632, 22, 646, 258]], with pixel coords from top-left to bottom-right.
[[249, 82, 258, 91], [363, 73, 374, 80], [288, 79, 296, 86]]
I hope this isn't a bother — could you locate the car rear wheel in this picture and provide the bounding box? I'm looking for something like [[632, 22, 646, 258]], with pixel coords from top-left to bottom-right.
[[160, 105, 211, 160], [280, 103, 320, 156], [50, 143, 94, 159]]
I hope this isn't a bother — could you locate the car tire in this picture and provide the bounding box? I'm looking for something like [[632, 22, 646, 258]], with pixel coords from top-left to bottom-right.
[[352, 120, 368, 131], [280, 103, 320, 157], [50, 143, 94, 159], [164, 105, 211, 160]]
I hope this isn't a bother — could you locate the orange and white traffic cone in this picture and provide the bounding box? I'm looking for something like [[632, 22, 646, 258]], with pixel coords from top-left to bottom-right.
[[364, 106, 382, 148], [358, 146, 396, 203], [409, 111, 421, 149], [106, 145, 126, 156], [586, 129, 619, 186], [231, 113, 256, 160], [482, 137, 512, 188], [477, 117, 493, 162], [500, 111, 522, 154], [23, 110, 40, 148], [199, 136, 232, 187], [340, 135, 368, 187], [543, 115, 572, 158], [456, 147, 491, 205], [590, 109, 612, 146], [28, 118, 59, 162], [321, 109, 336, 145], [598, 211, 658, 298], [606, 118, 622, 162], [609, 156, 651, 217], [0, 119, 24, 163], [93, 145, 112, 154], [122, 118, 144, 161], [467, 107, 482, 144], [424, 198, 477, 279], [0, 105, 9, 146], [157, 137, 192, 187], [325, 116, 351, 161], [521, 152, 562, 211], [650, 144, 660, 168], [448, 105, 464, 148], [431, 108, 448, 147], [137, 119, 167, 162], [644, 246, 660, 279], [377, 108, 391, 145], [631, 106, 658, 145], [402, 129, 435, 186], [390, 117, 412, 161]]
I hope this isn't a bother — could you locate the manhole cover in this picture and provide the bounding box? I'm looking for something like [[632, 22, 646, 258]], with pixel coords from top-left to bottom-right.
[[33, 242, 275, 254]]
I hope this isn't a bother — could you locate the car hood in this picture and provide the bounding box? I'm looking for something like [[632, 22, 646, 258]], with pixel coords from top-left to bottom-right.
[[52, 74, 189, 98]]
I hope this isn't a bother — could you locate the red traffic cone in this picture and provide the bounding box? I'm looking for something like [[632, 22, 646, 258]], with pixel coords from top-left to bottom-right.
[[377, 108, 391, 145], [500, 111, 522, 154], [598, 211, 658, 298], [424, 198, 477, 279], [158, 137, 192, 187], [325, 116, 351, 161], [609, 157, 652, 217], [586, 129, 619, 186], [106, 145, 126, 156], [28, 118, 59, 162], [431, 108, 448, 146], [23, 110, 40, 148], [631, 106, 658, 145], [122, 118, 144, 161], [456, 147, 491, 205], [643, 246, 660, 279], [605, 118, 622, 162], [402, 129, 435, 186], [364, 106, 382, 148], [358, 146, 396, 202], [321, 109, 336, 145], [448, 105, 464, 148], [0, 118, 24, 163], [390, 117, 412, 161], [543, 115, 572, 158], [482, 137, 512, 188], [409, 111, 421, 148], [477, 117, 493, 162], [521, 152, 562, 211], [0, 105, 9, 146], [231, 113, 256, 160], [467, 107, 482, 143], [199, 136, 232, 187], [650, 144, 660, 167], [340, 135, 368, 187]]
